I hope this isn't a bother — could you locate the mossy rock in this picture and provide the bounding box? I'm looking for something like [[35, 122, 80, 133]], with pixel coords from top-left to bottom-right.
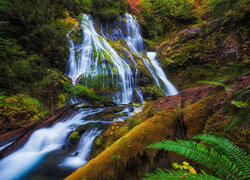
[[86, 106, 126, 120], [66, 107, 179, 180], [183, 97, 212, 138], [81, 104, 90, 108], [70, 131, 81, 145]]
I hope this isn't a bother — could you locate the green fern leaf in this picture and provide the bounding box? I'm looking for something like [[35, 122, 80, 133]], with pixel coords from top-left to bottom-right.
[[198, 81, 232, 92], [143, 169, 219, 180], [193, 134, 250, 179], [147, 140, 240, 179]]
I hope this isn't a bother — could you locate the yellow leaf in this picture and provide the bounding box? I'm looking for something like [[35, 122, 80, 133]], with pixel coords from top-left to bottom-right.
[[189, 167, 197, 174], [113, 118, 117, 121], [183, 161, 189, 166]]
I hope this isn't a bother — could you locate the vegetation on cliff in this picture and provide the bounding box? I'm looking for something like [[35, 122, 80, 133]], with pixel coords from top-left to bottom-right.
[[0, 0, 249, 179]]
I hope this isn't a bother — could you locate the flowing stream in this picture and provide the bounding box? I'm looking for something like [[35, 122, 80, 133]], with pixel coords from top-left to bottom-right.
[[0, 13, 177, 180]]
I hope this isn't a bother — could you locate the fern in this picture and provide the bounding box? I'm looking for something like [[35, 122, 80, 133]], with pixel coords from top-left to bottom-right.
[[234, 89, 250, 101], [193, 134, 250, 179], [147, 139, 243, 179], [225, 115, 241, 132], [143, 169, 219, 180], [198, 81, 232, 92]]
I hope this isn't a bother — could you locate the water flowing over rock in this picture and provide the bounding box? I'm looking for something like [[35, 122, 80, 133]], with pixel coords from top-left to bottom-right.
[[66, 13, 177, 103], [0, 13, 177, 180]]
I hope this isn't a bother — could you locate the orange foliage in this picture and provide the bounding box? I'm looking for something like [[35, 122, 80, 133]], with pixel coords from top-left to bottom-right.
[[58, 11, 79, 31], [128, 0, 141, 15]]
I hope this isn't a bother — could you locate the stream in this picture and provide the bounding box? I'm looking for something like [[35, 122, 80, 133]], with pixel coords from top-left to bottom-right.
[[0, 13, 177, 180]]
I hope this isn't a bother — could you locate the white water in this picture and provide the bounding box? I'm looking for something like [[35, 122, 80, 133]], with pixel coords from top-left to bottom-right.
[[147, 52, 178, 96], [0, 141, 15, 152], [62, 129, 102, 168], [124, 14, 178, 95], [0, 13, 178, 180], [0, 109, 102, 180], [66, 14, 134, 104]]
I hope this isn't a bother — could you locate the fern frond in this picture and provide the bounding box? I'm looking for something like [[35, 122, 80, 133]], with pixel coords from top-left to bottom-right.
[[193, 134, 250, 179], [143, 169, 219, 180], [198, 81, 232, 92], [235, 89, 250, 101], [225, 115, 241, 131], [147, 140, 240, 179]]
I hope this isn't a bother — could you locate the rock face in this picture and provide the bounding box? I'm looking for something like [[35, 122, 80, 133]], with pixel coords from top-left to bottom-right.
[[66, 73, 249, 180], [156, 9, 249, 90]]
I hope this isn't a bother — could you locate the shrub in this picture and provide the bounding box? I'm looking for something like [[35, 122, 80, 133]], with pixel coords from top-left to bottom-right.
[[0, 94, 46, 125]]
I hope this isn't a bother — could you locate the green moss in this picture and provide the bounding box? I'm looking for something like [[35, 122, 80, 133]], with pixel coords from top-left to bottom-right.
[[140, 84, 163, 100], [157, 9, 249, 90], [183, 97, 212, 138], [57, 93, 67, 109], [66, 107, 179, 180], [86, 106, 125, 120], [70, 131, 81, 145]]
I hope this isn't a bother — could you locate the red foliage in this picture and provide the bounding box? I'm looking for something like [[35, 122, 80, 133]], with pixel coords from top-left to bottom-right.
[[128, 0, 141, 15]]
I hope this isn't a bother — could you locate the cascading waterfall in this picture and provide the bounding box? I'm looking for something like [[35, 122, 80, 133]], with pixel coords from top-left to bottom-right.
[[124, 13, 178, 96], [147, 52, 178, 96], [0, 13, 178, 180], [66, 14, 134, 104]]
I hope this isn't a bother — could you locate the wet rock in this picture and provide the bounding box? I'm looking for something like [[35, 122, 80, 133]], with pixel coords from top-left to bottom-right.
[[86, 106, 126, 120], [76, 126, 86, 135], [66, 73, 250, 180]]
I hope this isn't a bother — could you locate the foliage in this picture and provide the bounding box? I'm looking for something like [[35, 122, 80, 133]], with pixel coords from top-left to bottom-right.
[[198, 81, 233, 92], [0, 94, 46, 129], [147, 134, 250, 179], [66, 84, 115, 107], [173, 161, 197, 174], [34, 69, 70, 114], [91, 0, 127, 19], [0, 0, 81, 98], [197, 0, 250, 18], [224, 87, 250, 131], [138, 0, 197, 38], [193, 134, 250, 177], [143, 169, 219, 180]]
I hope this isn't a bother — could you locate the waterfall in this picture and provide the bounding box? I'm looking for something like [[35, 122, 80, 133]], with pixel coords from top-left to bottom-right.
[[124, 13, 178, 96], [147, 52, 178, 96], [65, 14, 134, 104], [62, 129, 102, 168], [0, 13, 178, 180]]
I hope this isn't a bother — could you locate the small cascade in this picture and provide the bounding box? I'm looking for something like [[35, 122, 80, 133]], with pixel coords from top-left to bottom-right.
[[62, 129, 102, 168], [0, 110, 88, 180], [125, 14, 144, 53], [147, 52, 178, 96]]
